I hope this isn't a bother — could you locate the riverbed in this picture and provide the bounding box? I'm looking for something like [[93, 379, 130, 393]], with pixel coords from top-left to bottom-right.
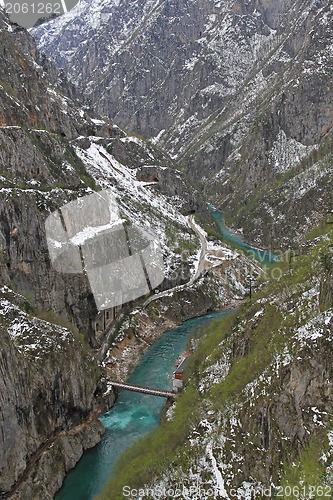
[[55, 309, 234, 500], [209, 205, 278, 265], [55, 207, 276, 499]]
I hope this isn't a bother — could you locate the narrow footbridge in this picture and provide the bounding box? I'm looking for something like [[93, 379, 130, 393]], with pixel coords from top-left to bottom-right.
[[109, 381, 176, 399]]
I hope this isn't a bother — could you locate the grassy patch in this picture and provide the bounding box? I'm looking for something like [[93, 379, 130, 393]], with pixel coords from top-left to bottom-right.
[[35, 309, 85, 345], [278, 425, 333, 499], [97, 385, 201, 500]]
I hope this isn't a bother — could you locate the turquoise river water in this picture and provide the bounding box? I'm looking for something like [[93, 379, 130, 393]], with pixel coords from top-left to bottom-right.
[[56, 207, 276, 499], [55, 309, 234, 500], [209, 205, 278, 265]]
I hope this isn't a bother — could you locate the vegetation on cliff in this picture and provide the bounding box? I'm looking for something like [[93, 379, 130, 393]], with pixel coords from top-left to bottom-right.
[[99, 220, 333, 499]]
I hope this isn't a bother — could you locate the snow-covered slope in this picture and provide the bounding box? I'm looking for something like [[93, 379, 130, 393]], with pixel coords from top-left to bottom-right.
[[0, 5, 213, 341], [32, 0, 277, 145], [31, 0, 120, 67], [32, 0, 333, 248], [0, 7, 261, 498], [72, 136, 198, 283], [32, 0, 160, 76]]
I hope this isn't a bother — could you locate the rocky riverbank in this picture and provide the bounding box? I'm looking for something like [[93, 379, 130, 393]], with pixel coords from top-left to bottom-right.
[[102, 256, 252, 383]]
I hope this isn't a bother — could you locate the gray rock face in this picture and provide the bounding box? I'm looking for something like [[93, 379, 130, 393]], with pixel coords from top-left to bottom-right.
[[136, 165, 210, 217], [1, 8, 223, 495], [1, 8, 210, 339], [0, 126, 99, 340], [234, 339, 333, 486], [33, 0, 333, 246], [34, 0, 268, 142], [0, 287, 113, 498], [10, 420, 105, 500]]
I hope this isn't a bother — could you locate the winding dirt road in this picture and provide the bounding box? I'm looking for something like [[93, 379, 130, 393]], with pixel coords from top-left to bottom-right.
[[143, 215, 208, 308]]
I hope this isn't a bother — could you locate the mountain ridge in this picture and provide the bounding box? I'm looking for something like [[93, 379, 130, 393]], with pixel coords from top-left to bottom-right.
[[0, 6, 259, 497], [32, 0, 333, 248]]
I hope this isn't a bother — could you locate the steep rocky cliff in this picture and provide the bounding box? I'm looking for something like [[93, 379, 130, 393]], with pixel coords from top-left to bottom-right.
[[22, 1, 333, 496], [0, 12, 117, 497], [0, 286, 113, 499], [33, 0, 333, 247], [1, 7, 252, 497], [1, 8, 116, 339], [26, 0, 333, 496], [0, 6, 213, 341]]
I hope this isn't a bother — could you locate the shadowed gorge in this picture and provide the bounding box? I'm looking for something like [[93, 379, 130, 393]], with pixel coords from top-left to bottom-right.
[[0, 0, 332, 498]]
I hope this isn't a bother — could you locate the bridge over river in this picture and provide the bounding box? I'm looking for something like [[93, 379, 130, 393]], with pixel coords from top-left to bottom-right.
[[109, 381, 176, 399]]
